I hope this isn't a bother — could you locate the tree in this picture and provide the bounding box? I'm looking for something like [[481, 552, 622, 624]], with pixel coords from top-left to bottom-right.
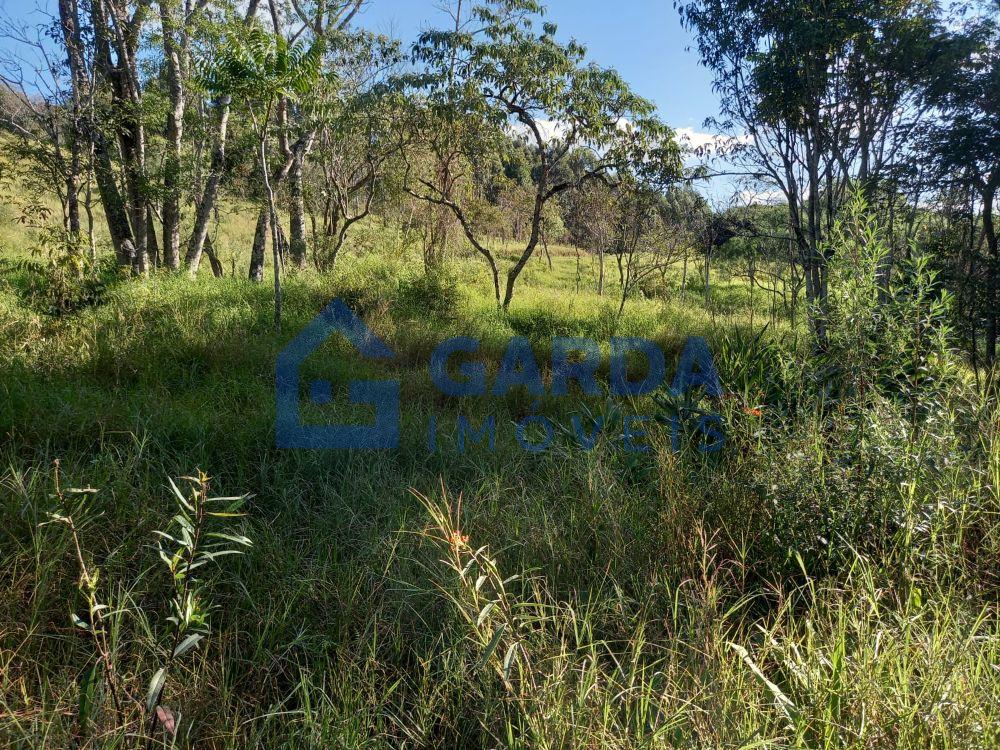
[[89, 0, 155, 272], [611, 180, 689, 315], [185, 0, 364, 276], [185, 0, 265, 275], [309, 31, 405, 270], [405, 0, 681, 309], [678, 0, 945, 343], [923, 10, 1000, 363], [203, 21, 323, 331], [0, 13, 89, 244]]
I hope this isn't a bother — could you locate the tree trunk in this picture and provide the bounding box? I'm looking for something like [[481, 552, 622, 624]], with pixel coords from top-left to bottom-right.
[[84, 158, 96, 259], [204, 234, 224, 278], [187, 98, 230, 274], [56, 0, 86, 240], [262, 143, 282, 333], [703, 248, 711, 303], [598, 247, 605, 296], [984, 182, 998, 364], [249, 210, 269, 282], [185, 1, 262, 274], [90, 0, 148, 272], [805, 121, 827, 344], [247, 132, 299, 279], [146, 207, 161, 268], [501, 198, 546, 309], [680, 251, 687, 297], [288, 141, 309, 269], [93, 132, 135, 265], [160, 0, 185, 270]]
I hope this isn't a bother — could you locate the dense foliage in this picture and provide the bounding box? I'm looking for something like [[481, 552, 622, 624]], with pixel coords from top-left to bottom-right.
[[0, 0, 998, 747]]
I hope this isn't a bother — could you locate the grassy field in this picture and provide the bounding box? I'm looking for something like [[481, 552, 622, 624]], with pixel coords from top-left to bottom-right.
[[1, 197, 999, 748]]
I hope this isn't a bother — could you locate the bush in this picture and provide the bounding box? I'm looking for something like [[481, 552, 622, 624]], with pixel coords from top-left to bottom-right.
[[394, 267, 462, 318], [0, 229, 123, 316]]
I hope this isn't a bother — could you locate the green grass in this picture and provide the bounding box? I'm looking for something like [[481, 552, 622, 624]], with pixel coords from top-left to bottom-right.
[[1, 203, 998, 748]]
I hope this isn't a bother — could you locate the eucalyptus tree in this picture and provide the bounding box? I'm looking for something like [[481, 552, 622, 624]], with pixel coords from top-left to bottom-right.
[[678, 0, 945, 342], [157, 0, 205, 270], [309, 32, 407, 270], [405, 0, 681, 309], [186, 0, 365, 275], [186, 0, 264, 275], [202, 22, 323, 331], [88, 0, 155, 272], [923, 11, 1000, 363]]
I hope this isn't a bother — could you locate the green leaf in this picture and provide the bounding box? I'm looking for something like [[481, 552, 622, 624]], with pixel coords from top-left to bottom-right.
[[172, 633, 205, 659], [78, 662, 99, 730], [205, 531, 253, 547], [476, 623, 507, 670], [147, 667, 167, 714], [153, 530, 183, 545], [728, 642, 801, 729], [476, 601, 496, 627], [167, 477, 193, 511], [502, 642, 518, 681]]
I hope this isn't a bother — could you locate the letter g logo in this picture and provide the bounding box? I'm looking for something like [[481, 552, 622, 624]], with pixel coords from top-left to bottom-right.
[[276, 299, 399, 449]]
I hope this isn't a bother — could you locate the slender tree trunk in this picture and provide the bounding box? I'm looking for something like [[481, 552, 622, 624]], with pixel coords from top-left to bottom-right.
[[204, 233, 224, 278], [146, 207, 161, 268], [805, 122, 827, 344], [64, 171, 81, 237], [575, 245, 580, 293], [92, 0, 149, 272], [187, 98, 230, 273], [984, 182, 998, 365], [160, 0, 185, 270], [85, 0, 144, 268], [501, 198, 546, 309], [56, 0, 85, 240], [704, 248, 711, 303], [249, 209, 269, 282], [618, 254, 629, 316], [262, 141, 282, 332], [185, 0, 261, 273], [84, 155, 96, 259], [248, 131, 299, 279], [93, 133, 135, 264], [288, 140, 309, 269]]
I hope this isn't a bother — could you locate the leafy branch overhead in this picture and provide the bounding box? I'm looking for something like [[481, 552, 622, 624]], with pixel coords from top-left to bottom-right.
[[400, 0, 682, 308], [199, 22, 327, 103]]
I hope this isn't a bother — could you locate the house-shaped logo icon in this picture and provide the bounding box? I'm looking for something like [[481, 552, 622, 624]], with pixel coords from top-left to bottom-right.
[[276, 299, 400, 449]]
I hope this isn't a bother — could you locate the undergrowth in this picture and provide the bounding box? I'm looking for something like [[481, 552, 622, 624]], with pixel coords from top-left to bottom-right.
[[1, 205, 998, 748]]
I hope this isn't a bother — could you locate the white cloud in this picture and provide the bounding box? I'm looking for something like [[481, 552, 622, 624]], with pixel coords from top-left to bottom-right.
[[736, 189, 785, 206], [675, 127, 750, 155], [537, 119, 570, 141], [509, 118, 569, 143]]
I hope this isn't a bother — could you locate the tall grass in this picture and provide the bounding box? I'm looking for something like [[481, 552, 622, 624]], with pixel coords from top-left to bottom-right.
[[1, 202, 998, 748]]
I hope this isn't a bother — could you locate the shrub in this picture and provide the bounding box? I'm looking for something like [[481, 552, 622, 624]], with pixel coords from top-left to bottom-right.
[[1, 229, 123, 316], [394, 267, 462, 318]]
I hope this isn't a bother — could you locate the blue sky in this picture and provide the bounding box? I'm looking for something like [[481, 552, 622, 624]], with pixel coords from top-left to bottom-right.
[[0, 0, 733, 198], [0, 0, 721, 138], [355, 1, 720, 135]]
